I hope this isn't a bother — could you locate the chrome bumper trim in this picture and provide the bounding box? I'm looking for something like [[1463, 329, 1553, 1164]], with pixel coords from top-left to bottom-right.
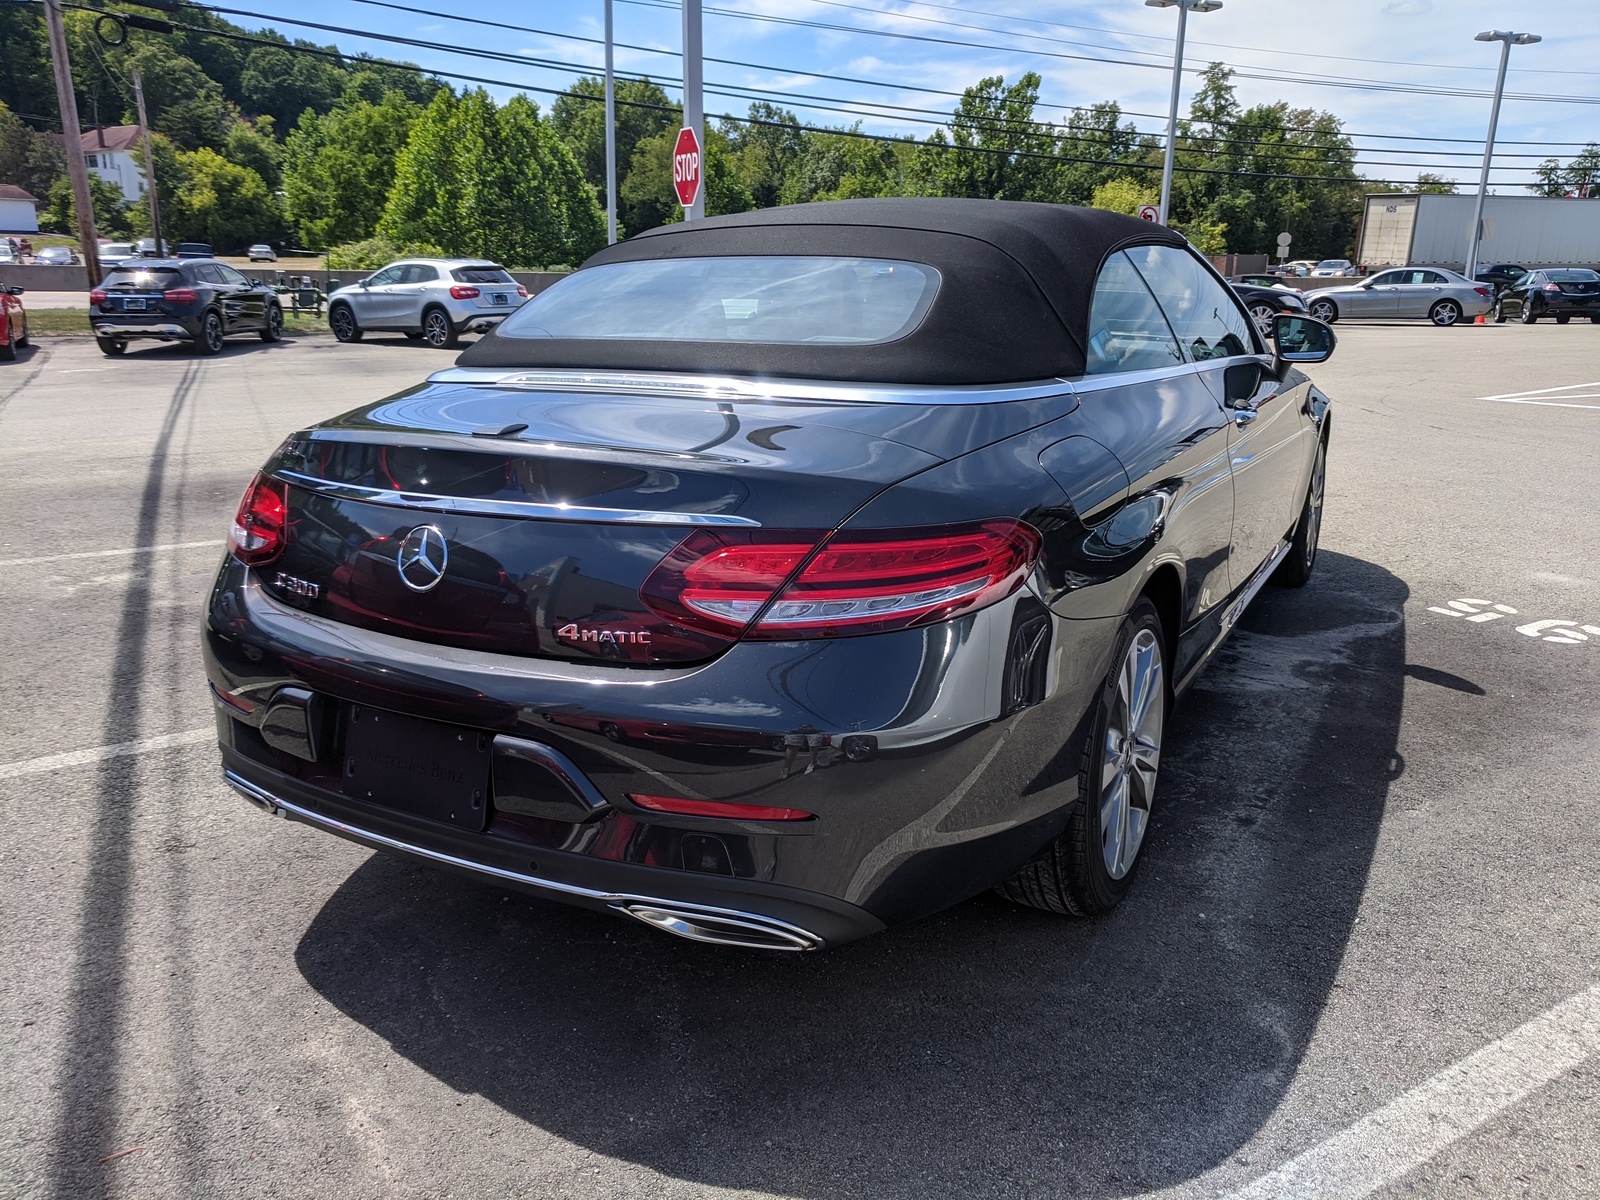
[[222, 769, 823, 950], [270, 469, 762, 527], [92, 321, 189, 337]]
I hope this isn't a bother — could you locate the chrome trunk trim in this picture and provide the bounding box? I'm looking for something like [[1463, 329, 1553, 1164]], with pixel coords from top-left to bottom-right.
[[425, 367, 1078, 408], [223, 769, 824, 950], [271, 469, 761, 527]]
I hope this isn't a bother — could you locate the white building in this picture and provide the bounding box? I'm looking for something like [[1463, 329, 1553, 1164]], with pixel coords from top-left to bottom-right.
[[0, 184, 42, 233], [79, 127, 146, 203]]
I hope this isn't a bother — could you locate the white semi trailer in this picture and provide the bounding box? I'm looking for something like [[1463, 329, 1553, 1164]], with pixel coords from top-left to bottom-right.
[[1356, 193, 1600, 271]]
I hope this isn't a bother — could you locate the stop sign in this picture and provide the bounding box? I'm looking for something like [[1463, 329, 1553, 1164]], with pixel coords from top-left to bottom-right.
[[672, 126, 702, 209]]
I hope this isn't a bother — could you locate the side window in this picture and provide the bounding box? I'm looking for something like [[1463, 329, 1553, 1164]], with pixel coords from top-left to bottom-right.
[[192, 263, 225, 285], [1368, 270, 1403, 286], [1417, 271, 1447, 284], [215, 264, 251, 286], [405, 264, 439, 284], [367, 266, 402, 287], [1084, 251, 1184, 375], [1126, 244, 1257, 361]]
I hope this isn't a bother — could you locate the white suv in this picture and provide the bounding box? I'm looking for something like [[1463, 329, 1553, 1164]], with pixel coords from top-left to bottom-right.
[[327, 259, 530, 348]]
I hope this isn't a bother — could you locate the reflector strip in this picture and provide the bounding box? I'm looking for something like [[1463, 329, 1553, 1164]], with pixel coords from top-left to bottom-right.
[[628, 793, 814, 821]]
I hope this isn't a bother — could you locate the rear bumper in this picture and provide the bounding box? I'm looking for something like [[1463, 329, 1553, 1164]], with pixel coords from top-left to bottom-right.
[[92, 316, 198, 340], [204, 557, 1115, 945]]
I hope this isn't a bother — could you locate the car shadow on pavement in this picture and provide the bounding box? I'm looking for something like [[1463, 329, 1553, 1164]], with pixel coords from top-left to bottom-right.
[[296, 549, 1407, 1199]]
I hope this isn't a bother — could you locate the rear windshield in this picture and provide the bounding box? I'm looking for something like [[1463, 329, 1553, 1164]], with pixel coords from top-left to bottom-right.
[[1546, 269, 1599, 282], [102, 267, 183, 289], [495, 256, 941, 345], [452, 265, 514, 284]]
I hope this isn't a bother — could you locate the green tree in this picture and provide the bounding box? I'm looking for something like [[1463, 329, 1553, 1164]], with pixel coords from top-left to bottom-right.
[[1528, 144, 1600, 198], [1410, 173, 1458, 194], [164, 146, 284, 250], [1090, 178, 1157, 215], [722, 103, 804, 209], [126, 133, 182, 241], [622, 124, 752, 226], [223, 117, 282, 189], [915, 73, 1060, 201], [283, 90, 418, 249], [1055, 103, 1156, 206], [550, 76, 677, 225], [239, 42, 347, 131], [39, 173, 130, 238], [780, 126, 914, 204], [0, 100, 65, 199], [382, 88, 604, 266]]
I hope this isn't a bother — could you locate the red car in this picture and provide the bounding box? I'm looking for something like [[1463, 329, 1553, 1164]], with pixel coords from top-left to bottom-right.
[[0, 285, 27, 361]]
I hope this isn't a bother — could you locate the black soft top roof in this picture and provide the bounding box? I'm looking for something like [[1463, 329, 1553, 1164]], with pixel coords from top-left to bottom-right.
[[457, 198, 1187, 384]]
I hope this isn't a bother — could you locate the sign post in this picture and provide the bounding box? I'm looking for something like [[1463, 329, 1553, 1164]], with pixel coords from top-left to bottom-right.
[[672, 127, 702, 212], [1276, 231, 1292, 264], [680, 0, 704, 221]]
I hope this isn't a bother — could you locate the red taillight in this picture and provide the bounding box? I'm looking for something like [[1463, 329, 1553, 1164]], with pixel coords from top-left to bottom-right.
[[1473, 286, 1491, 298], [89, 288, 107, 305], [163, 288, 198, 304], [516, 284, 529, 297], [628, 794, 814, 821], [450, 285, 480, 300], [640, 519, 1041, 640], [1543, 283, 1562, 294], [228, 472, 288, 566]]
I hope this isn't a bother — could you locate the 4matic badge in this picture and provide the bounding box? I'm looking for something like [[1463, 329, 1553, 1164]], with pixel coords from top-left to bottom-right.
[[556, 624, 652, 645]]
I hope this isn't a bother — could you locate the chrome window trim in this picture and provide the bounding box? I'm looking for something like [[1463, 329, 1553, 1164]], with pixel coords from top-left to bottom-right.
[[272, 469, 762, 527], [1065, 361, 1203, 393], [425, 368, 1076, 407]]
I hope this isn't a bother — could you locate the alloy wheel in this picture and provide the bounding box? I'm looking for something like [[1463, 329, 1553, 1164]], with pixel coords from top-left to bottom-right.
[[331, 306, 356, 341], [1431, 301, 1460, 326], [1309, 300, 1335, 323], [1521, 302, 1538, 325], [1304, 442, 1326, 572], [1099, 628, 1164, 881], [1249, 304, 1276, 338], [423, 310, 452, 348]]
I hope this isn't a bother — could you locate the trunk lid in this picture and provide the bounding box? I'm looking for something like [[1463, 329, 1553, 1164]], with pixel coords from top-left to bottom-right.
[[258, 380, 963, 666]]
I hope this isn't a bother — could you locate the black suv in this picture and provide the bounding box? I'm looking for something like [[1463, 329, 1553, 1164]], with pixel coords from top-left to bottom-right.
[[90, 259, 283, 356]]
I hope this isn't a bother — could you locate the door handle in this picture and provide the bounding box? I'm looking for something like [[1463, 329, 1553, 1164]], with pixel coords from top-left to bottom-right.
[[1233, 408, 1257, 426]]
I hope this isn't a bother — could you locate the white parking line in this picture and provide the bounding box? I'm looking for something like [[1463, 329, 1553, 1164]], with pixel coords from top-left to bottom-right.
[[1221, 984, 1600, 1200], [1480, 380, 1600, 410], [0, 728, 212, 781], [0, 539, 223, 568]]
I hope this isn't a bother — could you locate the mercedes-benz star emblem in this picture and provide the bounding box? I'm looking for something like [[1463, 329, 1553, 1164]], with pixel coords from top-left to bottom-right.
[[396, 525, 449, 592]]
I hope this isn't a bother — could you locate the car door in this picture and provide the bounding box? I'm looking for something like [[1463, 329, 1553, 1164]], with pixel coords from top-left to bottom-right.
[[393, 263, 439, 328], [1061, 249, 1237, 639], [1353, 269, 1405, 317], [194, 263, 245, 332], [1125, 243, 1313, 589], [350, 265, 403, 325], [214, 263, 266, 328], [1388, 268, 1440, 318], [1502, 274, 1535, 318]]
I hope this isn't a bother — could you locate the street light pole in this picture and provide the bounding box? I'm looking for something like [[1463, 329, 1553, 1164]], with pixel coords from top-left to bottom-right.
[[604, 0, 617, 244], [1465, 29, 1539, 282], [681, 0, 704, 221], [1147, 0, 1221, 227]]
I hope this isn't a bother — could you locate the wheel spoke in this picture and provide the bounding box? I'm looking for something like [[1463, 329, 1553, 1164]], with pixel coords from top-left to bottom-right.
[[1101, 769, 1128, 877]]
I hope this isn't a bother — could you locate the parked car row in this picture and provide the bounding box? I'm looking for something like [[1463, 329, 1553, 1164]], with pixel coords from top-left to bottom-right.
[[1303, 267, 1493, 326]]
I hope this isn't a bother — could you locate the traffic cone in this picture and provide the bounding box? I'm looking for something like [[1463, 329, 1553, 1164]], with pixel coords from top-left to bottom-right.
[[1475, 313, 1487, 324]]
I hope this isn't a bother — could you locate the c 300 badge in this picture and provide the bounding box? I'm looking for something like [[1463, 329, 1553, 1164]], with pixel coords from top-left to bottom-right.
[[556, 624, 652, 645]]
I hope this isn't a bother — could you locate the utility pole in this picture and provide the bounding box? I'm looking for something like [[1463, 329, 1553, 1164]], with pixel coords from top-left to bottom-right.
[[681, 0, 704, 221], [131, 68, 163, 255], [1465, 29, 1540, 282], [1147, 0, 1221, 227], [604, 0, 617, 244], [42, 0, 103, 285]]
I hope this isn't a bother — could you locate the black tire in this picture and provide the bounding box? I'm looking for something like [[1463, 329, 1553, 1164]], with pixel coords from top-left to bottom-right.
[[421, 306, 459, 349], [996, 597, 1168, 918], [194, 310, 225, 355], [1429, 299, 1462, 327], [1493, 300, 1507, 323], [1520, 300, 1539, 325], [329, 303, 362, 342], [600, 723, 625, 743], [258, 303, 283, 342], [1555, 315, 1571, 325], [1272, 437, 1326, 588], [0, 335, 13, 362], [96, 336, 127, 356], [1591, 315, 1600, 324], [13, 317, 27, 349], [1308, 298, 1337, 324]]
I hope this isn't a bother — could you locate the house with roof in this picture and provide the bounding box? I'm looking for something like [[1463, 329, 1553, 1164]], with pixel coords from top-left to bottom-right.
[[0, 184, 42, 233], [77, 126, 147, 203]]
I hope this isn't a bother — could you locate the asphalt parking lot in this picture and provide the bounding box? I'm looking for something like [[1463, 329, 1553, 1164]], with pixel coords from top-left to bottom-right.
[[2, 323, 1597, 1199]]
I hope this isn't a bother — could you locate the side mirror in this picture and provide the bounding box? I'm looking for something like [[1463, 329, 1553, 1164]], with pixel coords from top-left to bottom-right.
[[358, 279, 370, 288], [6, 286, 24, 296], [1272, 314, 1336, 375]]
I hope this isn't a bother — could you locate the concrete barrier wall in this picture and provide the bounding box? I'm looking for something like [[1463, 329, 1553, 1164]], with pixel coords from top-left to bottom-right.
[[0, 264, 89, 292]]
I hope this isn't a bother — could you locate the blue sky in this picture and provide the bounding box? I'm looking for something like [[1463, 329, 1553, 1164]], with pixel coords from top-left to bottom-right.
[[252, 0, 1598, 190]]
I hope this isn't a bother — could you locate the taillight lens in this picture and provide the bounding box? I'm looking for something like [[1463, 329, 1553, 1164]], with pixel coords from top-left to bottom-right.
[[450, 285, 480, 300], [89, 288, 107, 305], [1543, 283, 1562, 294], [640, 519, 1041, 640], [1473, 286, 1491, 298], [628, 794, 814, 821], [228, 473, 288, 566], [515, 284, 529, 297], [163, 288, 198, 304]]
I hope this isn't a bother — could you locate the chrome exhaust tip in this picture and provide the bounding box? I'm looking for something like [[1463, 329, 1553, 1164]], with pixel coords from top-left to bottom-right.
[[617, 902, 823, 952], [225, 771, 284, 817]]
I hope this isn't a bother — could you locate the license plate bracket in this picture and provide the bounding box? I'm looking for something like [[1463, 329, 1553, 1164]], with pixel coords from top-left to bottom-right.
[[342, 706, 493, 831], [124, 297, 146, 310], [491, 292, 508, 305]]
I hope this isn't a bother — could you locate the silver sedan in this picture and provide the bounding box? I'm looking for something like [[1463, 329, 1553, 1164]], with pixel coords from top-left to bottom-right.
[[1304, 267, 1493, 327], [327, 258, 530, 348]]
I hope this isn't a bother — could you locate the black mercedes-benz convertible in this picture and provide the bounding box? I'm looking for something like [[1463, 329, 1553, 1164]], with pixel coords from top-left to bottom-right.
[[205, 199, 1335, 951]]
